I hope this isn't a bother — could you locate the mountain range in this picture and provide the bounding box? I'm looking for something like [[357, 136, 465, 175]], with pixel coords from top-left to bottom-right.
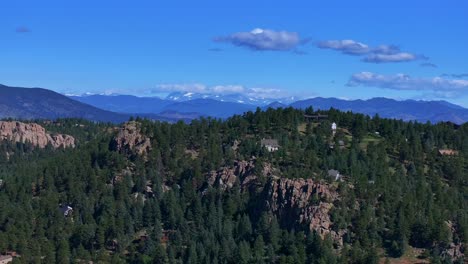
[[163, 91, 299, 105], [290, 97, 468, 124], [72, 92, 468, 124], [69, 94, 256, 118], [0, 84, 129, 123], [2, 84, 468, 124], [0, 85, 191, 123]]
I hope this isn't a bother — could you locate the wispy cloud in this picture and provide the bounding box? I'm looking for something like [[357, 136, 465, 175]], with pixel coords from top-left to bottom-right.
[[152, 83, 292, 99], [16, 26, 31, 33], [211, 85, 245, 93], [441, 73, 468, 78], [420, 62, 438, 68], [316, 39, 426, 63], [247, 87, 287, 99], [347, 72, 468, 95], [292, 49, 308, 55], [155, 84, 207, 93], [363, 52, 420, 63], [317, 40, 370, 55], [214, 28, 306, 52], [64, 83, 301, 100]]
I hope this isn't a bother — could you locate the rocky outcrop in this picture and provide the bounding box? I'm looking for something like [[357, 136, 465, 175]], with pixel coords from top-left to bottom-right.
[[112, 121, 151, 156], [441, 221, 465, 261], [207, 159, 344, 247], [208, 167, 238, 190], [264, 177, 344, 246], [441, 243, 464, 261], [0, 121, 75, 148], [207, 160, 262, 190]]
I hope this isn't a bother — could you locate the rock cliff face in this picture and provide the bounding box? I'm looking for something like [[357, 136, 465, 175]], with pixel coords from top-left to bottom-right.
[[264, 177, 344, 246], [207, 160, 344, 246], [441, 221, 465, 261], [207, 160, 256, 190], [0, 121, 75, 148], [112, 121, 151, 156]]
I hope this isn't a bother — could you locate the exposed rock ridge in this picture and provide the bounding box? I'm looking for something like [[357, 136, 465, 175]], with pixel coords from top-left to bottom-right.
[[207, 160, 256, 190], [441, 221, 465, 261], [0, 121, 75, 148], [112, 121, 151, 156], [265, 177, 344, 246], [207, 160, 344, 246]]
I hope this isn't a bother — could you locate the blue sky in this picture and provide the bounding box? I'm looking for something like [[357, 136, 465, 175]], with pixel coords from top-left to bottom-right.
[[1, 0, 468, 106]]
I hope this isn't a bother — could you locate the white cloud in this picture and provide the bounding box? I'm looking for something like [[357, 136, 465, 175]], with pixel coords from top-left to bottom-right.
[[317, 39, 370, 55], [441, 73, 468, 78], [363, 52, 417, 63], [348, 72, 468, 94], [372, 45, 401, 55], [154, 84, 207, 93], [214, 28, 304, 51], [251, 28, 264, 34], [246, 87, 286, 99], [150, 83, 294, 99], [68, 83, 313, 101], [420, 62, 438, 68], [211, 85, 245, 93], [316, 39, 426, 63]]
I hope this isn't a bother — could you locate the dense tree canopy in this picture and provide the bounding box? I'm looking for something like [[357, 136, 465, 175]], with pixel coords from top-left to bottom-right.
[[0, 108, 466, 263]]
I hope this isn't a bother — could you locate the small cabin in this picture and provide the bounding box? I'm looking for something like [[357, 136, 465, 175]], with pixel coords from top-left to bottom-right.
[[261, 139, 280, 152], [328, 169, 341, 181], [59, 204, 73, 217]]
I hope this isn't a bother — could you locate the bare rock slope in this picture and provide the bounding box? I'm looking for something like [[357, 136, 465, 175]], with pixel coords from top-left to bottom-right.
[[0, 121, 75, 148], [207, 160, 344, 246], [112, 121, 151, 156], [265, 177, 344, 246]]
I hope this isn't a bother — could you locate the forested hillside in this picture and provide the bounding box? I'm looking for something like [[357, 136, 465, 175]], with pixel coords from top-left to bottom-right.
[[0, 108, 466, 263]]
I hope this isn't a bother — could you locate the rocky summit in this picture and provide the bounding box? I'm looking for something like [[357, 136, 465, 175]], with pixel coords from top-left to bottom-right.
[[111, 121, 151, 156]]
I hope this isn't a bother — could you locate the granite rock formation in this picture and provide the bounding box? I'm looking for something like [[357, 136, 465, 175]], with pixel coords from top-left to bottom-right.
[[0, 121, 75, 148], [206, 159, 344, 246], [112, 121, 151, 156]]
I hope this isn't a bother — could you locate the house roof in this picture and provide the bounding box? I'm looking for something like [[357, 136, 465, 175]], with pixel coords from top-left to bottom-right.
[[438, 149, 458, 155], [59, 204, 73, 215], [328, 169, 340, 177], [261, 139, 279, 148]]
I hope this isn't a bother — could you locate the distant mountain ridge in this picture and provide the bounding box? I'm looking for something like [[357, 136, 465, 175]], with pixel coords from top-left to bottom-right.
[[0, 85, 194, 123], [0, 84, 129, 123], [163, 91, 299, 105], [2, 84, 468, 124], [71, 94, 258, 119], [73, 93, 468, 124], [290, 97, 468, 124], [69, 94, 172, 114]]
